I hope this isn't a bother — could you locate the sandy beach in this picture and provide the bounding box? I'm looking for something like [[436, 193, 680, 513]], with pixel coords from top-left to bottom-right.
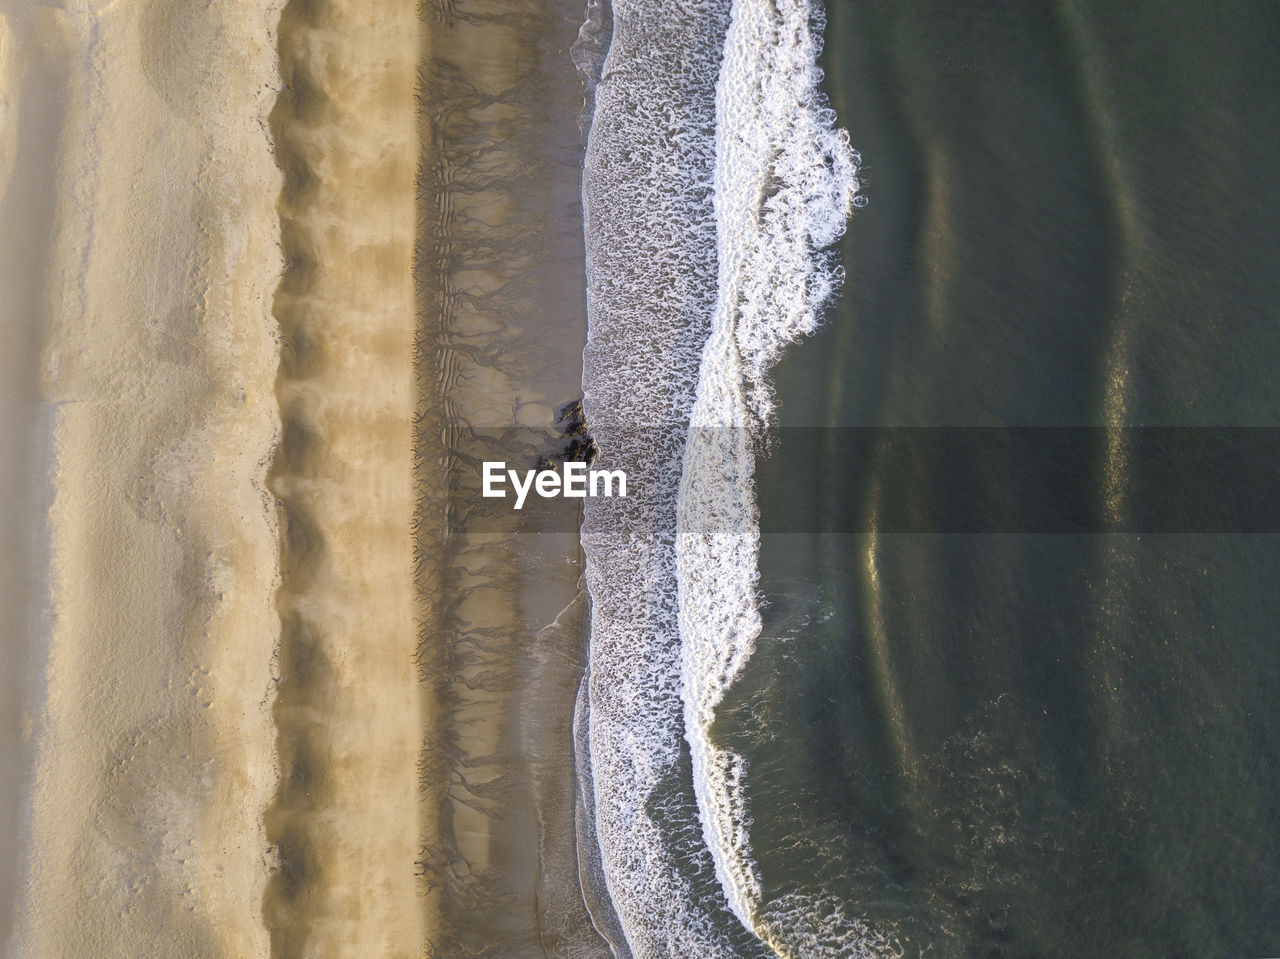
[[0, 0, 612, 950], [2, 0, 608, 952], [3, 0, 425, 954]]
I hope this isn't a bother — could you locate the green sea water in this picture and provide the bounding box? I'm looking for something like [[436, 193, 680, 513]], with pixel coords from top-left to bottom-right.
[[743, 2, 1280, 955]]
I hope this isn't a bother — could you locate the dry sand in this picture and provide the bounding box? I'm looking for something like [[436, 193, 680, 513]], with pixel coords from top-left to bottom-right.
[[264, 0, 426, 955], [10, 0, 285, 952], [2, 0, 425, 955]]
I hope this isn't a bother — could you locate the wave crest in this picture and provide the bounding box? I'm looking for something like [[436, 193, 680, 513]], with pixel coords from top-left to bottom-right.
[[678, 0, 861, 951], [581, 0, 864, 953]]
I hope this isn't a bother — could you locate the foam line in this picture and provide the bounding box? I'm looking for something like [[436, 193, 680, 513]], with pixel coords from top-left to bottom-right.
[[580, 0, 757, 954], [678, 0, 860, 947], [580, 0, 861, 953], [580, 0, 862, 953]]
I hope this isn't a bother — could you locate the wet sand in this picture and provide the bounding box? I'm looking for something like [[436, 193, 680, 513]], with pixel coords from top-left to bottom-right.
[[415, 0, 609, 954]]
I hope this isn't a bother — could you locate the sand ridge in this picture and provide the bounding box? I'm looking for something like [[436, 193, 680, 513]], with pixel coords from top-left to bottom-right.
[[263, 0, 425, 956]]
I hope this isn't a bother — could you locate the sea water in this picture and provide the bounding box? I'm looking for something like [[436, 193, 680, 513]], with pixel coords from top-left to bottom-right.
[[578, 0, 1280, 957]]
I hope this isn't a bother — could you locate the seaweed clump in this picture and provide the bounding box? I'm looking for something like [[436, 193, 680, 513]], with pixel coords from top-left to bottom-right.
[[536, 398, 598, 471]]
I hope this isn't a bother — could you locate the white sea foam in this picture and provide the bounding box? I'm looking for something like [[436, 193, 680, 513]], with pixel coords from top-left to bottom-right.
[[581, 0, 752, 954], [678, 0, 861, 953], [580, 0, 863, 954]]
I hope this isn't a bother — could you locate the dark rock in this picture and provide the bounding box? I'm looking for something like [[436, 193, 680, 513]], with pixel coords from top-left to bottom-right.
[[534, 397, 598, 470], [556, 398, 585, 426]]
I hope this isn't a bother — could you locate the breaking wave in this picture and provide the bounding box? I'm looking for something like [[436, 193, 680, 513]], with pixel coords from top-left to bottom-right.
[[579, 0, 861, 954]]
